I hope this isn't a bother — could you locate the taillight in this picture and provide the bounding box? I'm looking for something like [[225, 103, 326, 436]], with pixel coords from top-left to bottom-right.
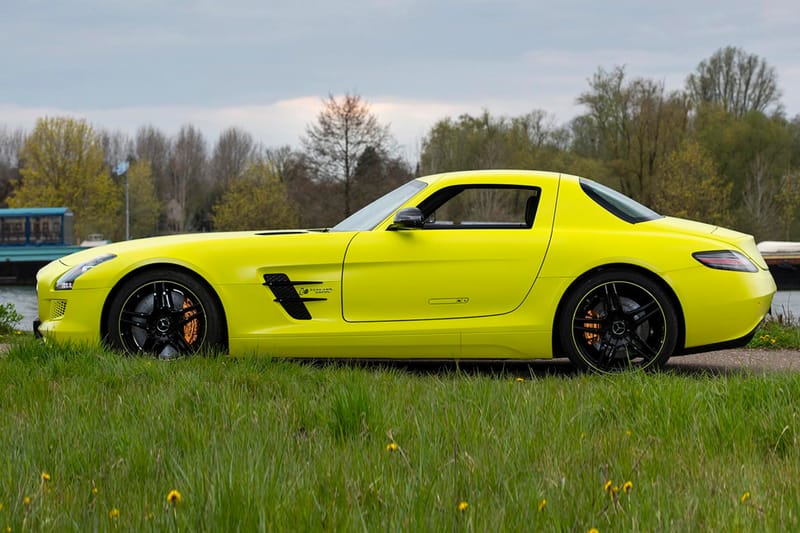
[[692, 250, 758, 273]]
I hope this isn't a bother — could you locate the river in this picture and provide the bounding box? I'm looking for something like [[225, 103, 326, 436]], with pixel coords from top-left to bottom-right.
[[3, 284, 800, 332]]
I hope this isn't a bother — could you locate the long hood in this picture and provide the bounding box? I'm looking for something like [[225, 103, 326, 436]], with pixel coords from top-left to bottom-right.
[[56, 230, 317, 266]]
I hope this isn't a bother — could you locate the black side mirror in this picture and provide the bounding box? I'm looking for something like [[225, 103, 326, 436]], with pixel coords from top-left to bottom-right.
[[389, 207, 425, 230]]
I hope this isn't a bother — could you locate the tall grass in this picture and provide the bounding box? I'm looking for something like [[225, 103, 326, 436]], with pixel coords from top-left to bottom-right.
[[2, 338, 800, 531]]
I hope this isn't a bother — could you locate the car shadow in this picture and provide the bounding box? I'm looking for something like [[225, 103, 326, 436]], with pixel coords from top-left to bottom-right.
[[307, 356, 772, 379]]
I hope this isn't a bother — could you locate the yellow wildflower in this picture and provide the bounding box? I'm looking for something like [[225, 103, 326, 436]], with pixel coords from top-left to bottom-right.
[[109, 508, 120, 519], [458, 501, 469, 512], [23, 497, 30, 506], [41, 472, 50, 482], [589, 528, 600, 533], [603, 480, 613, 493], [537, 498, 547, 512], [167, 489, 182, 505], [515, 377, 524, 382], [386, 442, 398, 452], [623, 481, 633, 494], [92, 486, 99, 495], [741, 491, 751, 504]]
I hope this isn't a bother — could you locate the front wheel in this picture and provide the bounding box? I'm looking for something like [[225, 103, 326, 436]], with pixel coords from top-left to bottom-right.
[[105, 269, 226, 358], [558, 270, 678, 373]]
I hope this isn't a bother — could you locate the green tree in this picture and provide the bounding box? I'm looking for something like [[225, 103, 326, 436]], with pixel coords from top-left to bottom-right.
[[574, 66, 689, 203], [693, 106, 796, 235], [302, 93, 393, 217], [651, 140, 732, 225], [10, 117, 121, 241], [126, 160, 161, 238], [420, 110, 570, 174], [212, 159, 299, 231]]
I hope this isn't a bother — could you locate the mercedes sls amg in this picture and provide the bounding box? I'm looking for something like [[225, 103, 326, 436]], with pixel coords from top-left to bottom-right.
[[34, 170, 776, 372]]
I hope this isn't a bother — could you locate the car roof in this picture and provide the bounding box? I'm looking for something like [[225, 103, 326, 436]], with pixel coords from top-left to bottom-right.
[[416, 169, 574, 187]]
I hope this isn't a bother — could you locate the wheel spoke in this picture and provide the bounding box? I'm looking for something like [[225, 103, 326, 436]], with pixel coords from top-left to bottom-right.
[[120, 310, 149, 328], [626, 332, 659, 359], [603, 283, 621, 313], [153, 282, 175, 312], [628, 300, 660, 327]]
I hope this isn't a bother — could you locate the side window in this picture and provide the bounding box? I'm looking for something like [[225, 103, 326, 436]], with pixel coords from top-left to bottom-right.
[[419, 186, 540, 229]]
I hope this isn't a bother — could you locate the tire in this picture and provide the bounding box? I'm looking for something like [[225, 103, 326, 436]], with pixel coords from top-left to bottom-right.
[[558, 270, 678, 373], [105, 268, 225, 358]]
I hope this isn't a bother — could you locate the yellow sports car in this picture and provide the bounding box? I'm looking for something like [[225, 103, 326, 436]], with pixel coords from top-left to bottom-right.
[[34, 170, 775, 372]]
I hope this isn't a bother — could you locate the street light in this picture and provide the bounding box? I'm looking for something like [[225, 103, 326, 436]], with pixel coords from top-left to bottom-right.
[[114, 161, 130, 240]]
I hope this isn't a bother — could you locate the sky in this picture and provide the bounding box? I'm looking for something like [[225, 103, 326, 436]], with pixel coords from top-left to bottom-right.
[[1, 0, 798, 161]]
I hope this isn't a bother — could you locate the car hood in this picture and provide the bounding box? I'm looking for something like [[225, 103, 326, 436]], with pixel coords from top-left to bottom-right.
[[649, 217, 768, 269], [55, 230, 318, 267]]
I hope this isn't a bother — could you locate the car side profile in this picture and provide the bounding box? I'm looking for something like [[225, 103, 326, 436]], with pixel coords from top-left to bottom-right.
[[34, 170, 776, 372]]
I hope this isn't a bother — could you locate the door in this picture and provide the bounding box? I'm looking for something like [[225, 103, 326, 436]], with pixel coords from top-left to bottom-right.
[[342, 184, 555, 322]]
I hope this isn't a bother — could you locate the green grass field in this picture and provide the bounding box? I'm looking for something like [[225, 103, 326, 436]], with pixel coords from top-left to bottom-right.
[[2, 337, 800, 531]]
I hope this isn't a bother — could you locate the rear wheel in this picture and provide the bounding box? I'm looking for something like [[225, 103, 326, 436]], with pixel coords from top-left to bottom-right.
[[105, 269, 225, 358], [558, 270, 678, 373]]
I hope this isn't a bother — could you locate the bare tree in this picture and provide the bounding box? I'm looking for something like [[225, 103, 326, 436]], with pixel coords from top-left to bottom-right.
[[136, 125, 172, 231], [0, 126, 25, 206], [168, 125, 208, 232], [741, 154, 778, 240], [302, 93, 394, 217], [99, 129, 135, 169], [686, 46, 782, 117], [210, 127, 256, 187]]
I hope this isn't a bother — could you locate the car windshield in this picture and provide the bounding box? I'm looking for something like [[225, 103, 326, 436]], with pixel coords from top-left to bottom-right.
[[580, 178, 661, 223], [331, 179, 427, 232]]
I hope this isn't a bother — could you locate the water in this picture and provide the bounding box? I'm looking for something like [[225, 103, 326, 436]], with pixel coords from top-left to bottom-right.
[[0, 285, 38, 330], [3, 283, 800, 332]]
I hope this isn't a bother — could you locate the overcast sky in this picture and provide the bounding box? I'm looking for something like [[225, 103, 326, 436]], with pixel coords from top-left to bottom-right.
[[1, 0, 798, 159]]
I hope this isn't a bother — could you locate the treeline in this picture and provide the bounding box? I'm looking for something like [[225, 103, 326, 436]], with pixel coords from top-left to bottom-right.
[[1, 45, 799, 242]]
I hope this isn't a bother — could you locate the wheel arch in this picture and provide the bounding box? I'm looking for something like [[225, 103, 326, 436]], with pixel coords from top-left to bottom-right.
[[550, 263, 685, 357], [100, 263, 229, 349]]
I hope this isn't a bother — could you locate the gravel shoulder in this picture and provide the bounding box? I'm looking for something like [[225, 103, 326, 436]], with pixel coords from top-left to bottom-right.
[[664, 348, 800, 374]]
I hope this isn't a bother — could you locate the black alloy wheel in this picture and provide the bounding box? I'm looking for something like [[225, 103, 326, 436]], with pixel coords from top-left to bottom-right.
[[559, 270, 678, 373], [106, 269, 225, 358]]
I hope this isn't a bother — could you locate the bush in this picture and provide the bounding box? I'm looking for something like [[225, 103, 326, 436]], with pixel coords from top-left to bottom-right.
[[0, 302, 23, 335]]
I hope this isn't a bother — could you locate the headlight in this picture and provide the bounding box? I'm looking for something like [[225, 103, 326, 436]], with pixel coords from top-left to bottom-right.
[[55, 254, 116, 290], [692, 250, 758, 273]]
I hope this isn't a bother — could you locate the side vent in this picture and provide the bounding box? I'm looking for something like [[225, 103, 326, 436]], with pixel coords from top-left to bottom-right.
[[263, 273, 326, 320]]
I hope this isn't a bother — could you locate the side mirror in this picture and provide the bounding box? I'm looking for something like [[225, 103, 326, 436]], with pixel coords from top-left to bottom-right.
[[389, 207, 425, 230]]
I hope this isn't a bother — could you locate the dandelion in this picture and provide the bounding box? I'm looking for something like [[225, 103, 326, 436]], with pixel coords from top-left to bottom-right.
[[458, 501, 469, 512], [166, 489, 182, 505], [771, 338, 777, 345], [109, 508, 120, 519], [603, 480, 613, 493], [741, 491, 751, 504], [515, 377, 524, 382], [92, 486, 99, 495], [23, 497, 30, 506], [589, 528, 600, 533], [537, 498, 547, 512], [386, 442, 398, 452], [623, 481, 633, 494], [41, 472, 50, 482]]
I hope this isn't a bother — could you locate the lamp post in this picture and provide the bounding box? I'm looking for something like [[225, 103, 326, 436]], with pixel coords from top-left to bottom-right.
[[114, 161, 130, 240]]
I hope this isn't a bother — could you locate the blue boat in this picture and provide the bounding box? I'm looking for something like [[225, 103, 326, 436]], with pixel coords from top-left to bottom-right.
[[0, 207, 85, 283]]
